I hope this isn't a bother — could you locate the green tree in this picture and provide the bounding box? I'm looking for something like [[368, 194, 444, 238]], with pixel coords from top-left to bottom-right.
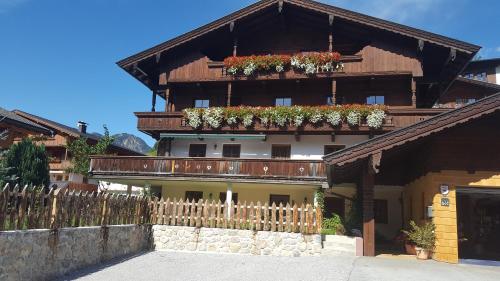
[[0, 138, 50, 187], [66, 126, 114, 176]]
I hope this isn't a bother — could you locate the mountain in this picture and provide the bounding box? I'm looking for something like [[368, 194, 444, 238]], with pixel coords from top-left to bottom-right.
[[112, 133, 152, 154]]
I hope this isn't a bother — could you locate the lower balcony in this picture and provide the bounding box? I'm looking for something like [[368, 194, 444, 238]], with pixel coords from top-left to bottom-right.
[[89, 156, 326, 184]]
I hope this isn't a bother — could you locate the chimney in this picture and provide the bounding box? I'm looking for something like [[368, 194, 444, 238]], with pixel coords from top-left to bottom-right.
[[77, 121, 87, 134]]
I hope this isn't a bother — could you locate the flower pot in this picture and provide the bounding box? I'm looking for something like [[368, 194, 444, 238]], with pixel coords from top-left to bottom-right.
[[415, 247, 431, 260], [405, 243, 416, 255]]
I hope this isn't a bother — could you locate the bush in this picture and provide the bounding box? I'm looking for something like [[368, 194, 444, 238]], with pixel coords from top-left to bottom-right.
[[1, 138, 50, 187], [403, 221, 436, 251], [321, 213, 345, 235]]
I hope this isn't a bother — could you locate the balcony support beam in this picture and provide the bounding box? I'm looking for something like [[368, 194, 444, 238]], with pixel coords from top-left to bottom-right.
[[151, 91, 157, 112], [360, 161, 375, 257], [411, 77, 417, 108], [164, 87, 170, 112], [331, 78, 337, 105], [227, 82, 232, 106]]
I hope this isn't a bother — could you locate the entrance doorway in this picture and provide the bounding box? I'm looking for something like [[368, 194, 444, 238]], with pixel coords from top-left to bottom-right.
[[457, 187, 500, 262]]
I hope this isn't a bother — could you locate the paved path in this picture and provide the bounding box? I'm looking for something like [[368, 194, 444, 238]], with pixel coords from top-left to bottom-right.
[[58, 251, 500, 281]]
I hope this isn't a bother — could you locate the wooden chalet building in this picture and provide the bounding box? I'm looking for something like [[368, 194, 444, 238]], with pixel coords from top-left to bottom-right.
[[0, 107, 52, 150], [9, 110, 143, 190], [88, 0, 496, 259]]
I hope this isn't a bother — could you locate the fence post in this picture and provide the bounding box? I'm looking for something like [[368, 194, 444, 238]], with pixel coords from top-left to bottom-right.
[[315, 205, 323, 233], [101, 193, 109, 226], [0, 184, 9, 230]]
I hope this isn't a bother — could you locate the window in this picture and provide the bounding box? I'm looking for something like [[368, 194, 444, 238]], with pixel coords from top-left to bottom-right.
[[185, 191, 203, 202], [269, 194, 290, 205], [222, 144, 241, 158], [456, 98, 476, 106], [219, 192, 239, 203], [189, 144, 206, 157], [271, 144, 291, 159], [194, 99, 210, 108], [475, 72, 487, 81], [326, 96, 334, 105], [324, 145, 346, 155], [374, 199, 388, 224], [366, 96, 385, 105], [275, 97, 292, 107]]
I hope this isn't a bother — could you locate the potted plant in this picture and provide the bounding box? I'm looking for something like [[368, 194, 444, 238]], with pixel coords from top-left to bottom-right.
[[321, 213, 345, 237], [403, 221, 436, 260]]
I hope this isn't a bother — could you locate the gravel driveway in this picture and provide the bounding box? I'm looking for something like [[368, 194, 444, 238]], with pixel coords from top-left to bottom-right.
[[58, 251, 500, 281]]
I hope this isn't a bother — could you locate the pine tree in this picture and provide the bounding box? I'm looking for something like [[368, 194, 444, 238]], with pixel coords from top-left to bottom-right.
[[1, 138, 50, 187]]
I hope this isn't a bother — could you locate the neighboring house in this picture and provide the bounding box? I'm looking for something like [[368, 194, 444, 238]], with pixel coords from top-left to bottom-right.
[[10, 110, 144, 192], [461, 58, 500, 85], [88, 0, 492, 258], [435, 76, 500, 108], [0, 107, 52, 149]]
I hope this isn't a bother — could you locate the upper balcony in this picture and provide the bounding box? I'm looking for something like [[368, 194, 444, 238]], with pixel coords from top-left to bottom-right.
[[89, 156, 326, 184], [135, 108, 448, 137]]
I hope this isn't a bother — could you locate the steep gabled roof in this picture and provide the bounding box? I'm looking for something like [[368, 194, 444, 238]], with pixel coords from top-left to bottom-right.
[[0, 107, 52, 135], [324, 91, 500, 167], [118, 0, 480, 68], [13, 110, 144, 156]]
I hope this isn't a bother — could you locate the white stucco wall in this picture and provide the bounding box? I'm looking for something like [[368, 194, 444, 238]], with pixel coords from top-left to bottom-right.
[[169, 134, 369, 160]]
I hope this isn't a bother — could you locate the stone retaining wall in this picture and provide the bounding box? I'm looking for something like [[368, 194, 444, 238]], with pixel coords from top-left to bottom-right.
[[0, 225, 151, 281], [152, 225, 322, 257]]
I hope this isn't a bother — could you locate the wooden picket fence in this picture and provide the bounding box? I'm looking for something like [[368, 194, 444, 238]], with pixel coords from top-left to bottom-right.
[[0, 184, 150, 231], [149, 198, 322, 234], [0, 183, 322, 234]]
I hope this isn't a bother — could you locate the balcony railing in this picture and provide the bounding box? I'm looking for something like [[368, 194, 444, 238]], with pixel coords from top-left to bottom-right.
[[89, 156, 326, 182], [135, 108, 449, 134]]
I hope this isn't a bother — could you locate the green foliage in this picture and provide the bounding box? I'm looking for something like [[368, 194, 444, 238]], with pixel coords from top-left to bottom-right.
[[0, 138, 50, 187], [66, 126, 114, 176], [147, 141, 158, 156], [321, 213, 345, 235], [314, 188, 325, 216], [403, 220, 436, 250], [344, 194, 362, 235]]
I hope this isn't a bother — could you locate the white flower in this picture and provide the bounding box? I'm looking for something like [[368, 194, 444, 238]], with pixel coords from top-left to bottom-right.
[[243, 62, 256, 76], [291, 57, 300, 67], [273, 114, 288, 127], [184, 108, 202, 128], [366, 109, 386, 129], [242, 114, 254, 127], [202, 107, 224, 128], [346, 111, 361, 126], [227, 67, 238, 75], [325, 111, 341, 126], [321, 62, 333, 72], [275, 64, 284, 73], [260, 116, 269, 126], [226, 116, 238, 125], [309, 111, 323, 124], [293, 114, 305, 127], [304, 63, 317, 74]]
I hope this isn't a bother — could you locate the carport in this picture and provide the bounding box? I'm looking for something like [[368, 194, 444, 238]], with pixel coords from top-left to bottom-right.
[[324, 93, 500, 262]]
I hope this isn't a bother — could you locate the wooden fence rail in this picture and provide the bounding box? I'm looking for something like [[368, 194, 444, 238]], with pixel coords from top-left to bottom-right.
[[149, 198, 322, 234], [0, 184, 150, 231], [0, 183, 322, 234]]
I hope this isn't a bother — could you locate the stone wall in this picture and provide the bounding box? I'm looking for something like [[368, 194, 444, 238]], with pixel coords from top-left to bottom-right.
[[0, 225, 151, 281], [152, 225, 322, 257]]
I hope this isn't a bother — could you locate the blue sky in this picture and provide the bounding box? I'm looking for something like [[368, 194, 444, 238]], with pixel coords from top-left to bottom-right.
[[1, 0, 499, 146]]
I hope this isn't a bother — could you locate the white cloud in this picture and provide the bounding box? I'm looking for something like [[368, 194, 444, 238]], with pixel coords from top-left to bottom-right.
[[496, 46, 500, 52], [325, 0, 452, 24], [0, 0, 28, 13]]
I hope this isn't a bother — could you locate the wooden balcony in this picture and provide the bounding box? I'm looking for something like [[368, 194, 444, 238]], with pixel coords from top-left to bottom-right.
[[49, 160, 72, 171], [135, 108, 449, 136], [89, 156, 326, 183]]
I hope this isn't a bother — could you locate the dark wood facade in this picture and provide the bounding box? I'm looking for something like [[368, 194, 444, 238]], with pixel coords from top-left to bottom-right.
[[114, 1, 481, 139]]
